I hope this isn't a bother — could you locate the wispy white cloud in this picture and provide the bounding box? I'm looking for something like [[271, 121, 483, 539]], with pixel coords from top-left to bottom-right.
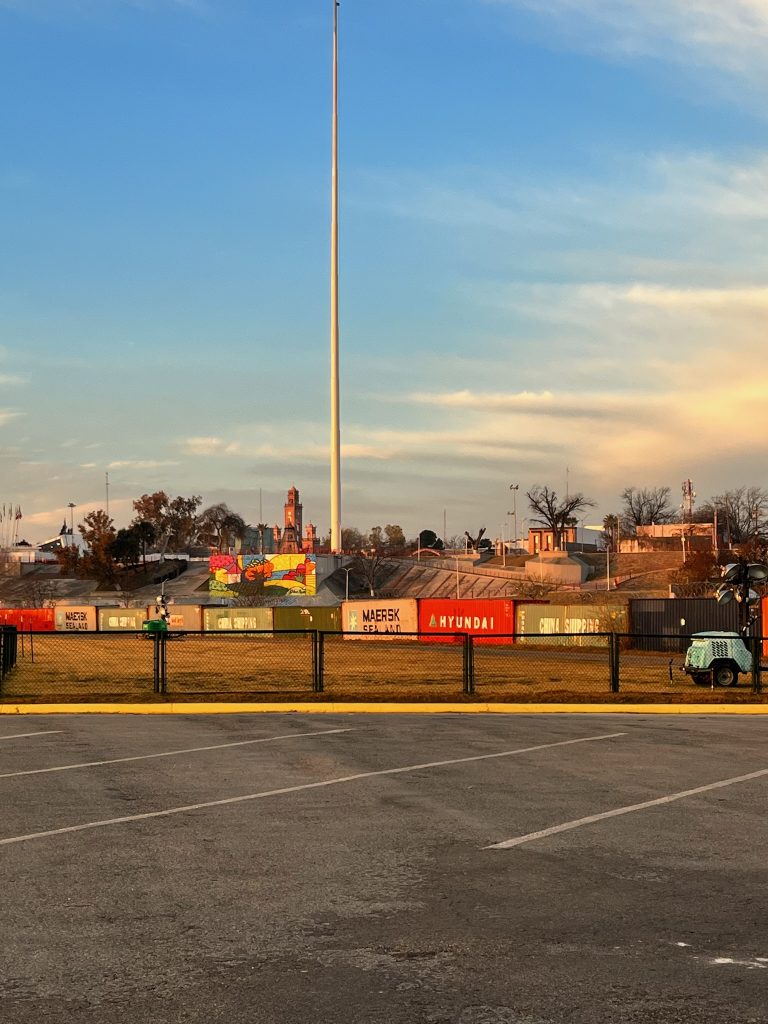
[[410, 388, 647, 421], [485, 0, 768, 79], [0, 0, 201, 9], [107, 459, 180, 470], [183, 436, 224, 456], [626, 284, 768, 310]]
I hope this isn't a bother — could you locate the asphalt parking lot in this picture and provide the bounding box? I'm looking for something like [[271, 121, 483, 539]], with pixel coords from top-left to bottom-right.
[[1, 713, 767, 1023]]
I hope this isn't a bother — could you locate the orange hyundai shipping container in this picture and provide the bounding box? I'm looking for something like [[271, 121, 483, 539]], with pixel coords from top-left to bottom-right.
[[417, 599, 515, 644], [0, 608, 55, 631]]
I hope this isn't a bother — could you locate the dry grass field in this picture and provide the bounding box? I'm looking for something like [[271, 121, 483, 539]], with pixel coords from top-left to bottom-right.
[[1, 632, 764, 704]]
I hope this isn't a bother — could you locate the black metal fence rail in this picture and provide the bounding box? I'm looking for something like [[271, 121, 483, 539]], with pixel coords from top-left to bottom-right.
[[0, 628, 765, 702]]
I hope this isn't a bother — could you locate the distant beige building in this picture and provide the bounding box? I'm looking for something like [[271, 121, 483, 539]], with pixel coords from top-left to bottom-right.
[[620, 523, 715, 553]]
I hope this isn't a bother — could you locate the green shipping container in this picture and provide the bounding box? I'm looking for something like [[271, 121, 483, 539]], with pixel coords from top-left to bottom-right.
[[273, 607, 340, 632], [98, 607, 148, 632], [202, 607, 274, 632], [515, 603, 628, 646]]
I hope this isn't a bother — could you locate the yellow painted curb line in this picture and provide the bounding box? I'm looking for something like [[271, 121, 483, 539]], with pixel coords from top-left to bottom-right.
[[2, 702, 768, 715]]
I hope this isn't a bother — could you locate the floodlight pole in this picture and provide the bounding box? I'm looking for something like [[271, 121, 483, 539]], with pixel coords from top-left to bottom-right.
[[329, 0, 342, 553]]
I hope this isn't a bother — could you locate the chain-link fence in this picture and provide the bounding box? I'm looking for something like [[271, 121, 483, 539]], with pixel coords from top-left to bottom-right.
[[319, 632, 468, 700], [0, 627, 765, 703]]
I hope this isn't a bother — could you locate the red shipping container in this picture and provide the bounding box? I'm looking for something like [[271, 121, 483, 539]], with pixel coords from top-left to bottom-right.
[[418, 599, 515, 645], [763, 596, 768, 658], [0, 608, 55, 631]]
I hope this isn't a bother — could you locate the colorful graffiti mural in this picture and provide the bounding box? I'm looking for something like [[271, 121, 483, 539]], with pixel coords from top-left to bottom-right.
[[209, 554, 317, 597]]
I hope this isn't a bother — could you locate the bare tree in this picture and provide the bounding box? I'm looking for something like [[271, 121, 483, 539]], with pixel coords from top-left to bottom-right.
[[509, 575, 563, 600], [526, 486, 595, 551], [350, 551, 392, 597], [620, 486, 675, 532], [700, 487, 768, 545], [15, 575, 58, 608], [464, 527, 486, 552]]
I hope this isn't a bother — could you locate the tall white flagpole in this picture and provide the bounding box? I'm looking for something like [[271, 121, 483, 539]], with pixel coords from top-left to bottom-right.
[[329, 0, 342, 553]]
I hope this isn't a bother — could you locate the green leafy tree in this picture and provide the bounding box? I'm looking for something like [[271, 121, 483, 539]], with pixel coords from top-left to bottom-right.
[[110, 528, 142, 570], [384, 524, 406, 552], [341, 527, 366, 552], [78, 509, 117, 586], [131, 491, 201, 553], [197, 503, 247, 551], [133, 520, 156, 571]]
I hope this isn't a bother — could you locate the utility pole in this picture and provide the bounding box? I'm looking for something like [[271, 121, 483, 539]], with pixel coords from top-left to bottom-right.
[[105, 472, 110, 518], [329, 0, 342, 553], [509, 483, 519, 548]]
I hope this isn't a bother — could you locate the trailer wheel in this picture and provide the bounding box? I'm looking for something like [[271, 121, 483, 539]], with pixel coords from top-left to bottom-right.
[[712, 661, 739, 687]]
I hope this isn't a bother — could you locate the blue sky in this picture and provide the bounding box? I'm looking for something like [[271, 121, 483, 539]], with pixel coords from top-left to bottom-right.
[[2, 0, 768, 544]]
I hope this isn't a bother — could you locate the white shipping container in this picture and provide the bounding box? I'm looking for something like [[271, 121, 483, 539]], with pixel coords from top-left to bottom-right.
[[341, 599, 418, 638], [54, 606, 97, 632]]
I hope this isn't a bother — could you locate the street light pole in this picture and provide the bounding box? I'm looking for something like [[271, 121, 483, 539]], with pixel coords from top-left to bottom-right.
[[509, 484, 519, 551], [329, 0, 342, 553], [342, 566, 352, 601]]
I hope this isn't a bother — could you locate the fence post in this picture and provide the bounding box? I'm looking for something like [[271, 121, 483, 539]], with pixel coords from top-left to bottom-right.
[[315, 632, 325, 693], [751, 635, 762, 695], [160, 632, 168, 694], [609, 633, 620, 693], [463, 634, 475, 695], [152, 632, 161, 694]]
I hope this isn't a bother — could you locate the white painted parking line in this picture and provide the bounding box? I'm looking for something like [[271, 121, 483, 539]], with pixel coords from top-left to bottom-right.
[[0, 731, 63, 743], [0, 731, 624, 847], [0, 728, 353, 780], [487, 764, 768, 849]]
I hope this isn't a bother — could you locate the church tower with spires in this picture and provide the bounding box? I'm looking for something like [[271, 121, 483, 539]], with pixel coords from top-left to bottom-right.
[[278, 486, 303, 554]]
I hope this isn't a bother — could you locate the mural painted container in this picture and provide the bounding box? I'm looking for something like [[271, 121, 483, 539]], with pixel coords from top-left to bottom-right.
[[202, 607, 274, 632], [418, 599, 515, 644], [630, 598, 743, 652], [145, 605, 202, 631], [341, 599, 418, 637], [97, 607, 148, 632], [54, 606, 97, 632], [208, 554, 317, 599], [515, 604, 627, 646], [273, 607, 341, 632], [0, 608, 55, 631]]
